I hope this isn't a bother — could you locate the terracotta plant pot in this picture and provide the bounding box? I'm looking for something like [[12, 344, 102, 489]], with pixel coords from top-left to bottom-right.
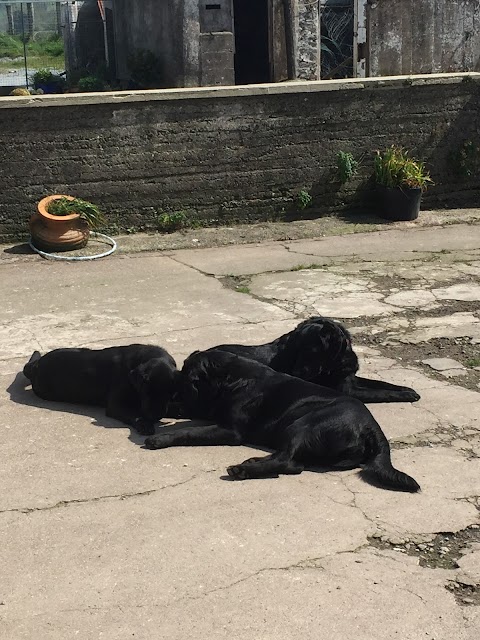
[[30, 195, 90, 252]]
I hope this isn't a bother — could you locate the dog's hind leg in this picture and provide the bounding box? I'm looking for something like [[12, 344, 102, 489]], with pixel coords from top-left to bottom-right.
[[339, 375, 420, 403], [144, 424, 242, 449], [227, 451, 304, 480]]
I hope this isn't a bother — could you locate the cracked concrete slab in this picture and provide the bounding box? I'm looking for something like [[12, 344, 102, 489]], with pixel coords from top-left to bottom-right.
[[423, 358, 466, 371], [249, 271, 402, 318], [285, 224, 480, 260], [343, 448, 480, 536], [1, 222, 480, 639], [0, 256, 293, 359], [169, 243, 328, 276]]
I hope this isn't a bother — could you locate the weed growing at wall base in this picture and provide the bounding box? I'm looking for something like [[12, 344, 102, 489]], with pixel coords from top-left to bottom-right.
[[156, 211, 199, 233], [337, 151, 359, 184], [296, 189, 313, 210]]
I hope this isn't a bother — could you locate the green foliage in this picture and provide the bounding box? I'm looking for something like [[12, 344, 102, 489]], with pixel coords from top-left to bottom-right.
[[296, 189, 313, 210], [39, 33, 64, 58], [336, 151, 359, 184], [77, 75, 106, 92], [127, 49, 165, 89], [235, 286, 251, 294], [449, 140, 480, 180], [31, 68, 66, 92], [47, 197, 105, 229], [156, 211, 190, 233], [0, 33, 23, 57], [374, 146, 433, 191], [466, 357, 480, 368], [0, 33, 64, 76]]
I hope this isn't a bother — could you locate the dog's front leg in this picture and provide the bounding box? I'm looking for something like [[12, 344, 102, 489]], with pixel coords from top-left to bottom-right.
[[144, 424, 242, 449], [106, 390, 156, 435], [339, 375, 420, 403]]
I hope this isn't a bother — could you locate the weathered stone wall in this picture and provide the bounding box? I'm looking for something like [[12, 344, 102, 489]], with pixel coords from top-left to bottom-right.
[[369, 0, 480, 76], [1, 74, 479, 241], [296, 1, 321, 80]]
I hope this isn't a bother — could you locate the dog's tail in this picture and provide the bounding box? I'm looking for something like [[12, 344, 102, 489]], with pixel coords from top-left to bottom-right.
[[362, 428, 420, 493], [23, 351, 41, 381]]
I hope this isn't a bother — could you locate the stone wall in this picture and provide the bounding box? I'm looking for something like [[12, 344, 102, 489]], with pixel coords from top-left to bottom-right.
[[1, 73, 479, 241]]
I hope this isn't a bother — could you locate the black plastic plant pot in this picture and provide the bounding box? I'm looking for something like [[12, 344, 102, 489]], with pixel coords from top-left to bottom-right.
[[377, 185, 422, 221]]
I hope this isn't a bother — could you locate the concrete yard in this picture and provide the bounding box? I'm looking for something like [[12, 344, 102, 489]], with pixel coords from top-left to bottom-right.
[[1, 221, 479, 639]]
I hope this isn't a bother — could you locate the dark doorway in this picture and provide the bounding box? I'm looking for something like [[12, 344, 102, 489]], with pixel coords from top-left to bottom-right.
[[233, 0, 270, 84]]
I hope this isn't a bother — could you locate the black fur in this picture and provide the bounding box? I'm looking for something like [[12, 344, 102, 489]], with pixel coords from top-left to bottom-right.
[[211, 316, 420, 403], [145, 350, 420, 493], [23, 344, 179, 435]]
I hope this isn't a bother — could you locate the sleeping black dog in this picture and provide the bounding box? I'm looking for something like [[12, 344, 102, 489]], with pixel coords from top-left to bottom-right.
[[145, 350, 420, 493], [23, 344, 179, 435], [211, 316, 420, 404]]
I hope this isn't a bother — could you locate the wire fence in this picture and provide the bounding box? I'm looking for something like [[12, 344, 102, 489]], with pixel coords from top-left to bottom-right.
[[0, 1, 70, 91], [320, 0, 355, 80]]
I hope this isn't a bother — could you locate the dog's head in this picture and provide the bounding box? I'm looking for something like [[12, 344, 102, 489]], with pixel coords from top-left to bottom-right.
[[129, 358, 180, 422], [279, 317, 359, 386], [180, 349, 253, 419]]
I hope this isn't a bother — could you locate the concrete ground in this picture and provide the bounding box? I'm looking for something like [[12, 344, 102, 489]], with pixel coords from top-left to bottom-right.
[[1, 221, 479, 639]]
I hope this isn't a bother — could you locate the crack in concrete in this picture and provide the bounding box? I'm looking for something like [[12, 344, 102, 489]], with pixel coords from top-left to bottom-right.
[[0, 475, 197, 516]]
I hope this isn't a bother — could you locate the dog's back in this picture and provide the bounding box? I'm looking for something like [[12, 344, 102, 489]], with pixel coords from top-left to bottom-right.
[[24, 344, 175, 406]]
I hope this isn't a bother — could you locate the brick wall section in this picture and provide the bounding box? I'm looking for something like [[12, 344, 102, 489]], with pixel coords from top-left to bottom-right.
[[1, 74, 479, 241]]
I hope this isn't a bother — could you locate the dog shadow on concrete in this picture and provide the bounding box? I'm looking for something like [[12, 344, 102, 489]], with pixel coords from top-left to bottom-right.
[[7, 370, 203, 446]]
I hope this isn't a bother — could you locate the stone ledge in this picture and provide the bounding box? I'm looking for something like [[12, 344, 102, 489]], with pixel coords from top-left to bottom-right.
[[1, 72, 479, 110]]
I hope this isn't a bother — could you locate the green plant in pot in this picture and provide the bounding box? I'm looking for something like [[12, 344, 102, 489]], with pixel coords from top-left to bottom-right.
[[47, 197, 105, 228], [374, 146, 433, 221], [30, 195, 105, 253], [31, 68, 66, 94]]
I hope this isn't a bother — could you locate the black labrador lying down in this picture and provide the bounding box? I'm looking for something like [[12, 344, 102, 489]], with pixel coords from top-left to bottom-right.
[[23, 344, 179, 435], [145, 350, 420, 492], [211, 316, 420, 404]]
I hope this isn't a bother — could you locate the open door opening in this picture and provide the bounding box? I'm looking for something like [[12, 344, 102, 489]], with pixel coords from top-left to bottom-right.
[[233, 0, 270, 84]]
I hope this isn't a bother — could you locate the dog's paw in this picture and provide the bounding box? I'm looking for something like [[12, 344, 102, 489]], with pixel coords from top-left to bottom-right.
[[226, 464, 249, 480], [134, 418, 156, 436], [144, 436, 169, 450]]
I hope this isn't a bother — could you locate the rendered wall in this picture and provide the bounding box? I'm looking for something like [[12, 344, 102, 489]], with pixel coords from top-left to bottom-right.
[[1, 74, 479, 241]]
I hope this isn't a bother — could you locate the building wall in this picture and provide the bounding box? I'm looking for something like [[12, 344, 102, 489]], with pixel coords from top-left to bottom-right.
[[113, 0, 184, 87], [0, 74, 479, 241], [368, 0, 480, 76]]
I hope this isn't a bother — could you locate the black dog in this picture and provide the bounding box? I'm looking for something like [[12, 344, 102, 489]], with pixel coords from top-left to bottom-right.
[[145, 350, 420, 492], [23, 344, 179, 435], [211, 316, 420, 403]]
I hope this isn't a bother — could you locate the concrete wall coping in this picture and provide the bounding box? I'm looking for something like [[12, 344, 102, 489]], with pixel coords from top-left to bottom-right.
[[1, 73, 479, 110]]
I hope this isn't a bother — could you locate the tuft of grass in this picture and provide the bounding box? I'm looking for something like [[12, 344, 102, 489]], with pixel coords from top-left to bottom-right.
[[291, 263, 322, 271], [374, 146, 433, 191], [235, 286, 251, 294], [47, 197, 105, 229], [466, 357, 480, 368]]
